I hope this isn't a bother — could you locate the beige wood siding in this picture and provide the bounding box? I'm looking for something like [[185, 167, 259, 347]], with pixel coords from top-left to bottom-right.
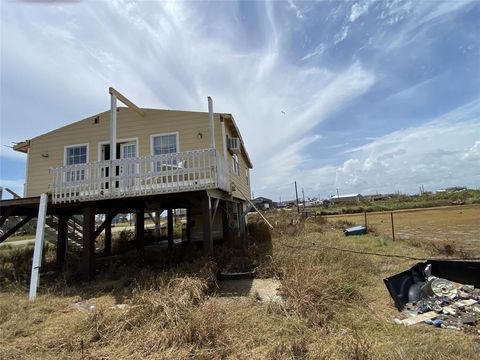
[[215, 118, 251, 201], [25, 108, 252, 199]]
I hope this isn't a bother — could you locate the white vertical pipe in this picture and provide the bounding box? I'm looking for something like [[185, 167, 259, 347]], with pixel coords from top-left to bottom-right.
[[110, 94, 117, 161], [24, 148, 30, 197], [220, 116, 227, 160], [208, 96, 215, 150], [29, 193, 48, 300], [110, 94, 117, 191]]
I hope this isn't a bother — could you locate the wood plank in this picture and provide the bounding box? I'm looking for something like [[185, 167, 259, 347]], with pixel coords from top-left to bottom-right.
[[0, 215, 34, 243], [109, 87, 146, 116], [398, 311, 437, 326], [93, 212, 117, 239], [0, 207, 14, 227]]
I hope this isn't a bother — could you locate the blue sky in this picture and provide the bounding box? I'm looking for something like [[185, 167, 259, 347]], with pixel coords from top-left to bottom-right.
[[1, 0, 479, 201]]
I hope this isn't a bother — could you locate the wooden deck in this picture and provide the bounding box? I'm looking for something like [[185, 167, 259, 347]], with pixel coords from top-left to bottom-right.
[[50, 148, 230, 204], [1, 189, 238, 281]]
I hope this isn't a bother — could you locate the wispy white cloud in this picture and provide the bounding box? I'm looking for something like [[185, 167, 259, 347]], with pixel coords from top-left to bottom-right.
[[349, 1, 373, 22], [333, 25, 349, 45], [288, 0, 305, 19], [376, 0, 476, 50], [1, 0, 478, 201], [293, 99, 480, 198], [0, 1, 375, 195], [301, 43, 325, 61]]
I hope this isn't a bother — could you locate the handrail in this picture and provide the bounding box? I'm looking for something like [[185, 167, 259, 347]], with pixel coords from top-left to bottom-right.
[[50, 148, 230, 203]]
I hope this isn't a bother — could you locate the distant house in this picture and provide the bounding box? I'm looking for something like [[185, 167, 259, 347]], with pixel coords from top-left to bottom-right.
[[275, 201, 287, 209], [252, 197, 274, 210], [330, 193, 363, 204]]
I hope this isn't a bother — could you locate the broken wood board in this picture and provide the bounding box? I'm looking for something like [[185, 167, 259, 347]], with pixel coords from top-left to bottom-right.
[[399, 311, 437, 326]]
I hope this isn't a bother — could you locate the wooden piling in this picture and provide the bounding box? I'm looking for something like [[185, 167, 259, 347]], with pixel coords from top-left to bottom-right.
[[81, 207, 95, 281], [167, 208, 174, 250], [136, 208, 145, 265], [202, 194, 213, 253], [56, 214, 68, 270]]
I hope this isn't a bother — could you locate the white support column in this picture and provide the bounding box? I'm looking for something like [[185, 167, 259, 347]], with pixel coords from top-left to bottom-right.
[[221, 116, 227, 160], [110, 93, 117, 161], [110, 93, 117, 191], [29, 193, 48, 300], [208, 96, 215, 150]]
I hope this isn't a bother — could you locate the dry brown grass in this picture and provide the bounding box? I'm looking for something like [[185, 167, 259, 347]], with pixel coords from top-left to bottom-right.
[[1, 210, 479, 359], [325, 204, 480, 256]]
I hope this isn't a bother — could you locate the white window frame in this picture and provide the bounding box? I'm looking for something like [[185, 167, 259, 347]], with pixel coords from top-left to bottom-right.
[[63, 143, 89, 182], [150, 132, 180, 156], [97, 138, 139, 189], [150, 132, 180, 172], [232, 154, 240, 176], [97, 137, 139, 161]]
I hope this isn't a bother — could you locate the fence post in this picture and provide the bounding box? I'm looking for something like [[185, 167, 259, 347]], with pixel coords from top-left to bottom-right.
[[390, 212, 395, 241], [364, 212, 367, 231]]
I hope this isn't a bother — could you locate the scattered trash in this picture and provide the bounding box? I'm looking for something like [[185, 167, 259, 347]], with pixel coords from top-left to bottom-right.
[[71, 302, 96, 312], [395, 311, 437, 326], [344, 225, 367, 236], [384, 260, 480, 332]]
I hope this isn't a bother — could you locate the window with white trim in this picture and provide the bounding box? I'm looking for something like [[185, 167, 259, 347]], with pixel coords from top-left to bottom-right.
[[152, 133, 178, 171], [65, 145, 88, 182], [232, 154, 240, 176], [152, 134, 177, 155]]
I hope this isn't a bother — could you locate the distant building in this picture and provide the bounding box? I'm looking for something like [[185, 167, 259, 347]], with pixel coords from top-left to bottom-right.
[[436, 187, 466, 193], [274, 201, 287, 209], [330, 193, 363, 204], [252, 197, 274, 210]]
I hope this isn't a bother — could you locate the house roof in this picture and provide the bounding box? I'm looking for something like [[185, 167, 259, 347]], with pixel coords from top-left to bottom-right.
[[253, 197, 273, 202], [12, 107, 253, 168]]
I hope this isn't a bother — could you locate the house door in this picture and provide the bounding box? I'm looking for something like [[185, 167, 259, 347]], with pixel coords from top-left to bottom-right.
[[120, 141, 137, 189]]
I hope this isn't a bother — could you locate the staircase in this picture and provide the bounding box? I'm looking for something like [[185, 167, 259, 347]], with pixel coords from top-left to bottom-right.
[[45, 216, 83, 250]]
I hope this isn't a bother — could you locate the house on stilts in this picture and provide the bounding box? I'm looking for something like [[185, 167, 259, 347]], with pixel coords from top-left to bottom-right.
[[0, 88, 253, 280]]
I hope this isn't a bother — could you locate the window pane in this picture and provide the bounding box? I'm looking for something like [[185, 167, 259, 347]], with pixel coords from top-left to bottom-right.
[[153, 134, 177, 155], [66, 145, 87, 165]]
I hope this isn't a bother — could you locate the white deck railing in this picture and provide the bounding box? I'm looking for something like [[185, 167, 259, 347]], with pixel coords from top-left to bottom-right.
[[50, 149, 230, 204]]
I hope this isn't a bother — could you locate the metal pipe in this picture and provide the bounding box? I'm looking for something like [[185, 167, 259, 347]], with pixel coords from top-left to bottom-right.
[[208, 96, 215, 149], [220, 115, 227, 159], [110, 93, 117, 161], [29, 193, 48, 300]]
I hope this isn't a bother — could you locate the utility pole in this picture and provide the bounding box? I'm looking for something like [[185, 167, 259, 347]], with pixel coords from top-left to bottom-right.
[[294, 181, 300, 213], [302, 187, 306, 209]]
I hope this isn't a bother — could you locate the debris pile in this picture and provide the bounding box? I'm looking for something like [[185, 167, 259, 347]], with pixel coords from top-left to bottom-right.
[[393, 264, 480, 332]]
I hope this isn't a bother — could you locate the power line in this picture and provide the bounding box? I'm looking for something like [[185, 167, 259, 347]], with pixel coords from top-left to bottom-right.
[[277, 239, 480, 261]]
